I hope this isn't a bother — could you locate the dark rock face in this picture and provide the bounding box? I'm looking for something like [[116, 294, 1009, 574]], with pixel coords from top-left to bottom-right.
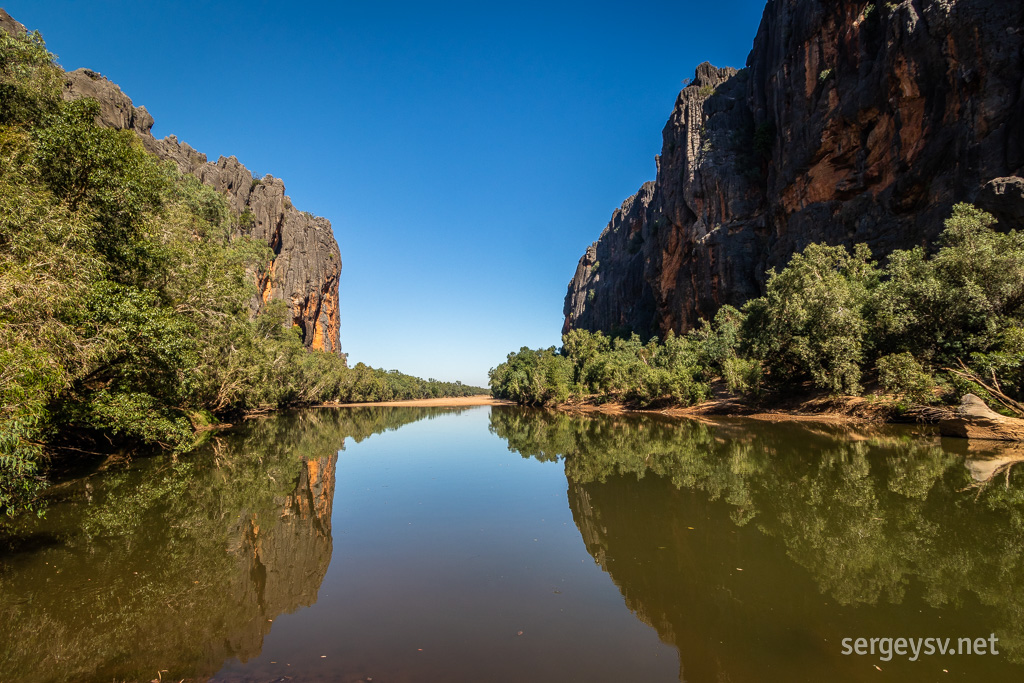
[[60, 68, 343, 352], [562, 182, 657, 335], [0, 7, 24, 35], [565, 0, 1024, 339], [979, 176, 1024, 224]]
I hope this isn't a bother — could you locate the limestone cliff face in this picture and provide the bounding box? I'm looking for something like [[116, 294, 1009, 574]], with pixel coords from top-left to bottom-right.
[[62, 68, 343, 353], [562, 182, 658, 335], [565, 0, 1024, 338]]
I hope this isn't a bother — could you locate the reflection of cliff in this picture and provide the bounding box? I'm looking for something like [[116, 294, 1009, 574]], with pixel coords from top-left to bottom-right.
[[221, 454, 338, 664], [0, 450, 339, 682], [0, 406, 461, 683]]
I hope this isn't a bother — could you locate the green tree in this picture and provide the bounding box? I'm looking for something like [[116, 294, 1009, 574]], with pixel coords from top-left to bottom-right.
[[873, 204, 1024, 366], [489, 346, 571, 406], [0, 29, 62, 125], [743, 242, 879, 393]]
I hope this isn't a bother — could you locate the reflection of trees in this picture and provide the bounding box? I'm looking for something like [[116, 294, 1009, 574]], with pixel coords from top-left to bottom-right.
[[0, 406, 456, 682], [490, 408, 769, 524], [761, 436, 1024, 660], [490, 407, 1024, 670]]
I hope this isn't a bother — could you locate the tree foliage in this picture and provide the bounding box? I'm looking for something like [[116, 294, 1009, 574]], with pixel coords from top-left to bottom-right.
[[493, 205, 1022, 410], [742, 243, 878, 394], [490, 331, 709, 408], [0, 29, 485, 520]]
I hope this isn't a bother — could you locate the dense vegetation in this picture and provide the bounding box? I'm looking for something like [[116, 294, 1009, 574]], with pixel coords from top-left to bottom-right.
[[0, 30, 483, 519], [491, 204, 1024, 410]]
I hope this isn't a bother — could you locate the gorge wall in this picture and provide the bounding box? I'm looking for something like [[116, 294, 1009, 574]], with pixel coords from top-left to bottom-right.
[[63, 69, 343, 353], [564, 0, 1024, 338], [1, 8, 342, 353]]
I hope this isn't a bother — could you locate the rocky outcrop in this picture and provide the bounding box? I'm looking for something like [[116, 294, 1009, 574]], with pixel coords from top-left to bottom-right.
[[565, 0, 1024, 338], [60, 66, 343, 352], [979, 176, 1024, 224], [940, 394, 1024, 441], [0, 7, 24, 35], [562, 182, 658, 335]]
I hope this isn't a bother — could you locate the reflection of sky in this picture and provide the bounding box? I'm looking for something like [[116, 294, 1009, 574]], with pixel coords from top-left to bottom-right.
[[218, 405, 678, 681]]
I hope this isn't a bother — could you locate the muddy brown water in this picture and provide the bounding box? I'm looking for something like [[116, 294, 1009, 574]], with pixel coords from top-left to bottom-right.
[[2, 405, 1023, 682]]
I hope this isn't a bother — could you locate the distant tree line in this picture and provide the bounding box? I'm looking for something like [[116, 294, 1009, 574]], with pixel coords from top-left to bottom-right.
[[491, 204, 1024, 410], [0, 30, 484, 518]]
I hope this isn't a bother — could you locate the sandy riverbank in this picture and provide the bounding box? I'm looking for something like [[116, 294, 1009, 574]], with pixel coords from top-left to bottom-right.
[[554, 394, 922, 424], [321, 393, 947, 426], [322, 395, 511, 408]]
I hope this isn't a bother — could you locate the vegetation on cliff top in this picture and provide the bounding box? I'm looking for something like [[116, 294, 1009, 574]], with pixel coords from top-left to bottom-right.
[[491, 204, 1024, 410], [0, 29, 483, 520]]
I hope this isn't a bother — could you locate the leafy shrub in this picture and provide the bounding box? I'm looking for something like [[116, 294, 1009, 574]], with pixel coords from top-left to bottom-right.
[[872, 204, 1024, 366], [743, 242, 878, 394], [491, 331, 709, 408], [968, 327, 1024, 399], [238, 207, 255, 228], [489, 347, 571, 406], [876, 353, 937, 404], [0, 29, 62, 125], [722, 356, 763, 396]]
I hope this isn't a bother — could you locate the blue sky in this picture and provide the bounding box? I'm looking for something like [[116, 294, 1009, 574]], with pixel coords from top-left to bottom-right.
[[8, 1, 768, 387]]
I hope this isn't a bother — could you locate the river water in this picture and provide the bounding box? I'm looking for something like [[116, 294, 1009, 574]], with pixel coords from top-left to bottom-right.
[[2, 405, 1024, 682]]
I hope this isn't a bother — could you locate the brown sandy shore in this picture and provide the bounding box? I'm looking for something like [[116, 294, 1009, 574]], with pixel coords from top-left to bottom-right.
[[321, 395, 512, 408], [319, 394, 921, 425], [550, 398, 882, 423]]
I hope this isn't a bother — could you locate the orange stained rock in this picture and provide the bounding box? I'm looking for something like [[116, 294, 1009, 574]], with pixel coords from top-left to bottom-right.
[[261, 258, 277, 304], [892, 57, 927, 164]]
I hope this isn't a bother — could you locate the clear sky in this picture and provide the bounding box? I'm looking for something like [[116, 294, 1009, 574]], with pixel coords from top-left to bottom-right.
[[7, 1, 768, 387]]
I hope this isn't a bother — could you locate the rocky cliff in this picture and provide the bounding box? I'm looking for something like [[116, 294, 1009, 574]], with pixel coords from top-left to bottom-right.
[[0, 8, 342, 353], [564, 0, 1024, 338], [63, 68, 343, 353]]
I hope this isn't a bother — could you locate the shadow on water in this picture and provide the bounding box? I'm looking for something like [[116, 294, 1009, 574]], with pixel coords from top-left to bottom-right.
[[490, 406, 1024, 681], [0, 406, 465, 683]]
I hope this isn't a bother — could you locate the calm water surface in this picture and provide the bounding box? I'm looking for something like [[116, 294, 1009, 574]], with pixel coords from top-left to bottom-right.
[[2, 405, 1024, 682]]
